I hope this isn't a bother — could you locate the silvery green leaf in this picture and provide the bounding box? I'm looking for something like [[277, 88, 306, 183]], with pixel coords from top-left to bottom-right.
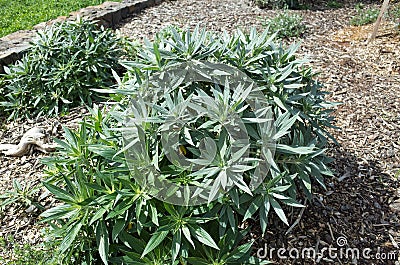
[[231, 174, 252, 195], [171, 229, 181, 262], [276, 144, 316, 155], [96, 220, 109, 265], [230, 144, 249, 163], [189, 166, 220, 177], [244, 196, 262, 220], [189, 225, 219, 250], [182, 226, 194, 248], [271, 193, 290, 200], [230, 164, 255, 173], [269, 196, 289, 226], [59, 221, 83, 254], [141, 230, 169, 258], [273, 96, 287, 111], [208, 176, 221, 204]]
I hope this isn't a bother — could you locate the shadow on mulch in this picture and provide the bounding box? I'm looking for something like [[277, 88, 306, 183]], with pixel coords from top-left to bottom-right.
[[251, 146, 400, 264]]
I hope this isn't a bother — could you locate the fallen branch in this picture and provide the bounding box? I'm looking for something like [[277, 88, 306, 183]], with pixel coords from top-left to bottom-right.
[[0, 127, 57, 157], [368, 0, 391, 44], [286, 206, 306, 235]]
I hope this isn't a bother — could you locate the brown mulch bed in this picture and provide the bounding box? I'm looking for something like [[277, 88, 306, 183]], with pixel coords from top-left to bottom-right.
[[1, 0, 399, 263]]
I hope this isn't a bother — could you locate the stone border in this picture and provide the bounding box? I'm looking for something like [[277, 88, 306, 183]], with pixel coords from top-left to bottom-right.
[[0, 0, 163, 74]]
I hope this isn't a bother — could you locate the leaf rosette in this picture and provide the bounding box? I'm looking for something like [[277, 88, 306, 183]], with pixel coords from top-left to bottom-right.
[[121, 60, 276, 206]]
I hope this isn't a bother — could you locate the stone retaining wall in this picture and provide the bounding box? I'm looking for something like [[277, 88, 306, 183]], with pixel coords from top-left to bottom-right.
[[0, 0, 163, 74]]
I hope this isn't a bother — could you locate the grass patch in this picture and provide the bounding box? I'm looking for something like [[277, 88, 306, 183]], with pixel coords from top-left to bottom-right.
[[350, 3, 380, 26], [0, 0, 121, 38]]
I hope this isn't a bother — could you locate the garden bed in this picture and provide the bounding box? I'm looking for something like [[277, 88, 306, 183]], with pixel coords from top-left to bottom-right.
[[1, 0, 399, 264]]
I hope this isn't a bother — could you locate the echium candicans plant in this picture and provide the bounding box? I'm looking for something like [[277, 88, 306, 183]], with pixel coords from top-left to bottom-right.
[[40, 26, 338, 264], [0, 18, 128, 119]]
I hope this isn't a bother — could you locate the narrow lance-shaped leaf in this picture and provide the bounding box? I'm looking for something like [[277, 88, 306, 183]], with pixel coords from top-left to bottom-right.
[[97, 219, 110, 265], [59, 221, 83, 254], [189, 224, 220, 250], [269, 196, 289, 226], [171, 229, 182, 262], [141, 230, 169, 258]]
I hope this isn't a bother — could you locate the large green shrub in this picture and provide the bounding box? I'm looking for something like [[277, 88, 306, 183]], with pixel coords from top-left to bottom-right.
[[40, 26, 337, 264], [262, 10, 306, 38], [0, 19, 126, 119]]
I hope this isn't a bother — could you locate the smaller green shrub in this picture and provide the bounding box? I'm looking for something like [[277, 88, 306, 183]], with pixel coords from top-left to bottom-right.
[[254, 0, 300, 9], [389, 3, 400, 21], [0, 179, 44, 211], [262, 11, 306, 38], [0, 76, 5, 116], [350, 4, 380, 26], [327, 0, 343, 8], [0, 234, 57, 265], [0, 19, 127, 119]]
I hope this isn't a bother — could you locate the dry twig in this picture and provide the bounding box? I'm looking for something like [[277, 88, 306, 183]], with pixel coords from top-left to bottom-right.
[[368, 0, 391, 43]]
